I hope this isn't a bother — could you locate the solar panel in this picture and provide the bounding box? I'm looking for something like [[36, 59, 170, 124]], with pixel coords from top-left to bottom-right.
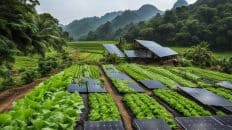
[[103, 44, 125, 57], [135, 40, 178, 58], [128, 83, 144, 92], [124, 50, 152, 58], [88, 85, 107, 93], [139, 80, 168, 89], [133, 119, 171, 130], [176, 116, 232, 130], [84, 121, 124, 130], [216, 81, 232, 89], [107, 73, 132, 80], [179, 87, 232, 107], [223, 106, 232, 113], [213, 115, 232, 127], [67, 84, 88, 93]]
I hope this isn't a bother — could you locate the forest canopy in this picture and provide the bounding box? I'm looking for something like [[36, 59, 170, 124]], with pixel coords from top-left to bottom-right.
[[0, 0, 68, 66]]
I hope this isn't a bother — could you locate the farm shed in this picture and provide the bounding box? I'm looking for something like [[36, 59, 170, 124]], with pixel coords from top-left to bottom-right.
[[103, 44, 125, 57], [132, 40, 178, 61]]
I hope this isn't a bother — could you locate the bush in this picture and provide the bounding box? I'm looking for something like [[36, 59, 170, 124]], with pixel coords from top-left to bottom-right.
[[20, 69, 38, 84], [38, 57, 58, 76], [59, 53, 73, 69], [220, 57, 232, 74], [179, 58, 192, 67], [184, 42, 216, 67]]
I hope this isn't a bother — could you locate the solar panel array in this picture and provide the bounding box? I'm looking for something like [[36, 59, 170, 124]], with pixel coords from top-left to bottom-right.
[[135, 40, 178, 58], [103, 44, 125, 57], [139, 80, 168, 89], [124, 50, 152, 58], [216, 81, 232, 89], [84, 121, 124, 130], [67, 78, 106, 93], [176, 116, 232, 130], [133, 119, 171, 130], [179, 87, 232, 107], [223, 106, 232, 113], [213, 115, 232, 127]]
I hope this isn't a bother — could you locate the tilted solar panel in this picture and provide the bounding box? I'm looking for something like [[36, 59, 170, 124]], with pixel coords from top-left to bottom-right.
[[103, 44, 125, 57], [179, 87, 232, 107]]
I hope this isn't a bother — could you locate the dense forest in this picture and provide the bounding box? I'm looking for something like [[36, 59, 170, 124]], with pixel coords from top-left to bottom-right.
[[0, 0, 69, 67], [85, 0, 232, 51], [0, 0, 71, 89]]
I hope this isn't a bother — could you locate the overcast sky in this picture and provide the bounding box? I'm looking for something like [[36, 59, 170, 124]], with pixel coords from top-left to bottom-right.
[[36, 0, 197, 25]]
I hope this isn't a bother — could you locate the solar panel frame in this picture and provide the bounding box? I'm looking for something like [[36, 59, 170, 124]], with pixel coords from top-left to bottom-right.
[[103, 44, 125, 57], [67, 84, 88, 93], [216, 81, 232, 89], [179, 87, 232, 107], [212, 115, 232, 127], [133, 119, 171, 130], [84, 121, 124, 130], [139, 80, 168, 89], [176, 116, 232, 130]]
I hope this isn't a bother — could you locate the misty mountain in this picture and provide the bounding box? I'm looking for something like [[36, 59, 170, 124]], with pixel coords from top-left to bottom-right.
[[173, 0, 188, 9], [64, 11, 122, 40]]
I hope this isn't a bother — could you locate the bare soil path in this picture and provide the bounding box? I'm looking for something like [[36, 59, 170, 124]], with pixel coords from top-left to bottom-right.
[[100, 68, 133, 130], [0, 77, 47, 112]]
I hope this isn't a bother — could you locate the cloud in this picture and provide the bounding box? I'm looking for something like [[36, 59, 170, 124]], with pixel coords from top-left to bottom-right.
[[36, 0, 197, 24]]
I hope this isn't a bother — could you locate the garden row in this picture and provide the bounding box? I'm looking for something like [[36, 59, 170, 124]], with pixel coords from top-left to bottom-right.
[[118, 64, 232, 101], [0, 66, 84, 130]]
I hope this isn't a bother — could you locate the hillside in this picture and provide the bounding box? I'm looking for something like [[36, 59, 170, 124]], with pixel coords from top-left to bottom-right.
[[64, 11, 122, 40], [122, 0, 232, 51], [173, 0, 188, 9], [83, 4, 162, 40]]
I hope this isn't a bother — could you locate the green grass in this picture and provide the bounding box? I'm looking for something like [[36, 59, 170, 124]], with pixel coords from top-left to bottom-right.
[[170, 46, 232, 59], [68, 41, 115, 53]]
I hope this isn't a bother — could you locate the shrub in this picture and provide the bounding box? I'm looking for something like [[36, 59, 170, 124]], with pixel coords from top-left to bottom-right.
[[38, 57, 58, 76], [20, 69, 38, 84]]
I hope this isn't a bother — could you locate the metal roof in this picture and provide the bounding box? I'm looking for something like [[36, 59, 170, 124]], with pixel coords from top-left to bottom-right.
[[124, 50, 152, 58], [103, 44, 125, 57], [135, 40, 178, 58]]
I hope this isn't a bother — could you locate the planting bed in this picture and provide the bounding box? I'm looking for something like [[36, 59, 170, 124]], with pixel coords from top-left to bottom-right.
[[88, 93, 121, 121], [123, 93, 176, 129], [154, 89, 211, 117]]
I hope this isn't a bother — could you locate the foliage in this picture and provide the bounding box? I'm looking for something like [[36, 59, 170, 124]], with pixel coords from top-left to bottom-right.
[[0, 66, 84, 130], [146, 66, 197, 87], [112, 79, 135, 93], [154, 89, 211, 117], [88, 94, 121, 121], [122, 1, 232, 51], [205, 87, 232, 101], [124, 94, 176, 129], [0, 0, 67, 66], [118, 64, 177, 89], [183, 42, 216, 67], [103, 53, 125, 64], [38, 57, 59, 76], [75, 65, 100, 79], [219, 57, 232, 74], [20, 69, 38, 84]]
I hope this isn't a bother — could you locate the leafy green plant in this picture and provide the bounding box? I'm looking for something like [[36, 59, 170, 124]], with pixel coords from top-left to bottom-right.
[[88, 94, 120, 121], [154, 89, 211, 117], [0, 66, 84, 130], [124, 94, 176, 129], [112, 79, 135, 93]]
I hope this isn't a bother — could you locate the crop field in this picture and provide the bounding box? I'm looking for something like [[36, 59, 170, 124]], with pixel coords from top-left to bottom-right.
[[1, 42, 232, 130]]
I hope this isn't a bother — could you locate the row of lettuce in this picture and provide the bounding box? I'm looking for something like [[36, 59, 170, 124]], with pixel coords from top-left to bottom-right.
[[118, 64, 232, 102], [0, 66, 84, 130]]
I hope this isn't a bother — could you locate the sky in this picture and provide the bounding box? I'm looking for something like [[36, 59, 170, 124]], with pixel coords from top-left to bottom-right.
[[36, 0, 197, 25]]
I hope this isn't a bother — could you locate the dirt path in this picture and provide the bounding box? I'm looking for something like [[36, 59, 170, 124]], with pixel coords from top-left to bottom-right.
[[0, 77, 47, 112], [100, 69, 133, 130]]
